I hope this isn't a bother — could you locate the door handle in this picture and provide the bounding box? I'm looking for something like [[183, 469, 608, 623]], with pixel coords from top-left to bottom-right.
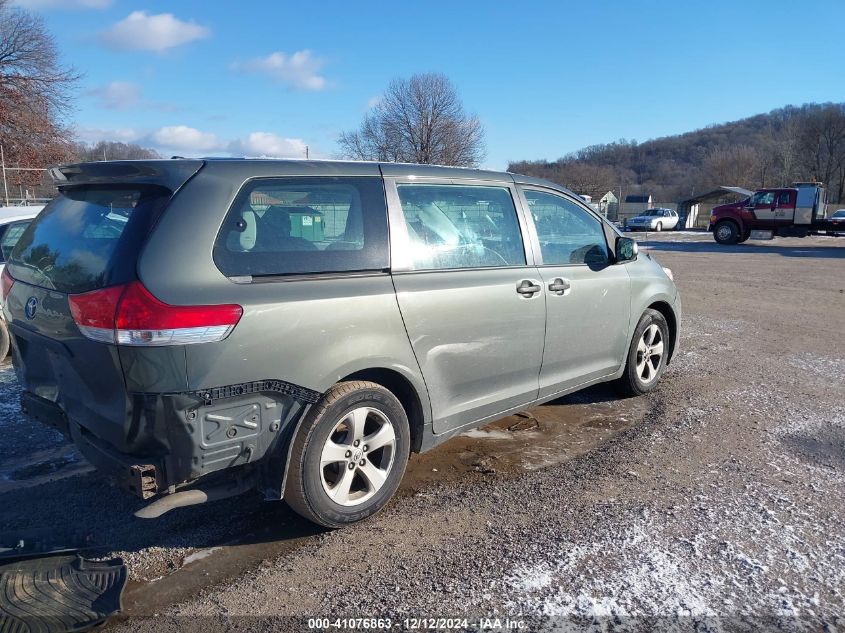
[[548, 278, 571, 295], [516, 279, 542, 297]]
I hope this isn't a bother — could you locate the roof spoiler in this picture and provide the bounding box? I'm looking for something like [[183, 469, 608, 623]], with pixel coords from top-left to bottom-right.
[[49, 160, 205, 192]]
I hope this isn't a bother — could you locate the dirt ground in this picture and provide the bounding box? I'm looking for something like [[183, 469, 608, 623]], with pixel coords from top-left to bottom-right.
[[2, 231, 844, 632]]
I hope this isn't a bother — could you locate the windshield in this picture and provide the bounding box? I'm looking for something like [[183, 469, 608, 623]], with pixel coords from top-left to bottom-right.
[[7, 185, 171, 294], [833, 210, 845, 218]]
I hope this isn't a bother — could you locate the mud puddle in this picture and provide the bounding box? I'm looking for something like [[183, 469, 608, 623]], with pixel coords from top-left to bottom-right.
[[0, 444, 92, 494], [119, 513, 322, 618], [116, 384, 646, 619], [402, 384, 649, 489]]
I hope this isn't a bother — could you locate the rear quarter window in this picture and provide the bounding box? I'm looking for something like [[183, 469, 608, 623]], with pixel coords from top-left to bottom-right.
[[8, 185, 171, 294], [214, 176, 389, 277], [0, 221, 31, 264]]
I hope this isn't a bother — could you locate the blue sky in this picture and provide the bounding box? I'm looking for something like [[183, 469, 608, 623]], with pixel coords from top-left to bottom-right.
[[17, 0, 845, 169]]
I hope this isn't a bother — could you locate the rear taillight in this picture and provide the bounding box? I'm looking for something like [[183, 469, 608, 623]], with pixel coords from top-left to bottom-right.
[[0, 268, 14, 302], [68, 281, 243, 346]]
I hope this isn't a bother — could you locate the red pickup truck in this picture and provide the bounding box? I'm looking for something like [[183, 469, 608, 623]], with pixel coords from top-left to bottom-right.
[[708, 183, 836, 244]]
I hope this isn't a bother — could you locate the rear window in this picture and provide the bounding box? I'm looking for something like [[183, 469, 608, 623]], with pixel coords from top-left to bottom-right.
[[214, 176, 389, 277], [8, 185, 171, 294]]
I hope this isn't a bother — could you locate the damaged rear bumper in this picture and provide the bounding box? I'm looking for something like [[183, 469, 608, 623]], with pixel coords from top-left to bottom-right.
[[20, 379, 320, 501]]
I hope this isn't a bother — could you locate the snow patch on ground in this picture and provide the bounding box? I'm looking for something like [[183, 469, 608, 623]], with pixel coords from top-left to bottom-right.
[[504, 521, 717, 621], [182, 546, 223, 566], [787, 353, 845, 381], [461, 428, 514, 441]]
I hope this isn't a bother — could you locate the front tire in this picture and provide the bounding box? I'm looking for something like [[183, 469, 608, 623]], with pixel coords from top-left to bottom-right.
[[0, 321, 9, 359], [713, 220, 739, 245], [284, 381, 410, 528], [616, 309, 670, 397], [655, 222, 662, 232]]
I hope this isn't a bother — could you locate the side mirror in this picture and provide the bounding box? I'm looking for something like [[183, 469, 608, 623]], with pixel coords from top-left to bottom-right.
[[615, 236, 638, 263]]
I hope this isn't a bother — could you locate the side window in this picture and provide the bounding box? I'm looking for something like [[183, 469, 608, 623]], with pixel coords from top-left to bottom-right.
[[396, 184, 525, 270], [752, 191, 775, 206], [0, 221, 32, 264], [214, 177, 388, 277], [523, 189, 610, 266], [778, 192, 793, 206]]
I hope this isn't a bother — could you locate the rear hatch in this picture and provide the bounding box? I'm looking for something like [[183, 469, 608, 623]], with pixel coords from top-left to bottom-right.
[[1, 161, 202, 453]]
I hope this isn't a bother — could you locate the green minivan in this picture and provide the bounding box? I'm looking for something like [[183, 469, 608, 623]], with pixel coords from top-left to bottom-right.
[[1, 159, 680, 527]]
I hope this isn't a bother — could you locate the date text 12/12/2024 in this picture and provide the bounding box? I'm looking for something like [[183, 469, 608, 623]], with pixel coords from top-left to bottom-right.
[[308, 617, 528, 630]]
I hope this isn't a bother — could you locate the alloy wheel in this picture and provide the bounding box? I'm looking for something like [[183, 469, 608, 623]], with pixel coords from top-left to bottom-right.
[[319, 407, 397, 506], [636, 324, 664, 384]]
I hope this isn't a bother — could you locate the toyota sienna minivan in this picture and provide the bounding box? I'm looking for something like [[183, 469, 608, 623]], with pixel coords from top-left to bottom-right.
[[1, 159, 680, 527]]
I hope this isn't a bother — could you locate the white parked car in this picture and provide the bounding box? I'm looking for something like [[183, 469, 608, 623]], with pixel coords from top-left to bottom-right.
[[827, 209, 845, 236], [0, 206, 43, 357], [627, 208, 679, 232]]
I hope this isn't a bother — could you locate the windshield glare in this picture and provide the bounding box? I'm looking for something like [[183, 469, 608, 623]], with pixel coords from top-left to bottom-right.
[[8, 185, 170, 294]]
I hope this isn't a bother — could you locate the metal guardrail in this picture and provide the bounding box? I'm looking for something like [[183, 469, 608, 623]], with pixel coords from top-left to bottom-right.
[[0, 198, 52, 207], [1, 145, 55, 207]]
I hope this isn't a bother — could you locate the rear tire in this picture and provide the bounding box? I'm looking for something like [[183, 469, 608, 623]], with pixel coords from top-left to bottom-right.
[[284, 381, 410, 528], [0, 321, 9, 359], [713, 220, 739, 245], [616, 309, 670, 397], [655, 222, 663, 232]]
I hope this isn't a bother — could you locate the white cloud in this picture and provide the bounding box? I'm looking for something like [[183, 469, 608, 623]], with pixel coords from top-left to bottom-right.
[[231, 50, 327, 91], [228, 132, 308, 158], [100, 11, 210, 52], [366, 95, 381, 109], [151, 125, 220, 152], [13, 0, 111, 8], [87, 81, 179, 112], [87, 81, 141, 110], [76, 125, 314, 159]]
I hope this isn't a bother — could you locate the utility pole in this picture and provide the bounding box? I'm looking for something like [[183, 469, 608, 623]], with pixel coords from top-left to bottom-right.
[[1, 145, 9, 206], [305, 145, 309, 160]]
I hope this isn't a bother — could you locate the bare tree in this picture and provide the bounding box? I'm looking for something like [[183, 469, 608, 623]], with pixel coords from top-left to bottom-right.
[[72, 140, 161, 162], [339, 73, 485, 166], [701, 145, 760, 190], [0, 0, 79, 182], [795, 104, 845, 194]]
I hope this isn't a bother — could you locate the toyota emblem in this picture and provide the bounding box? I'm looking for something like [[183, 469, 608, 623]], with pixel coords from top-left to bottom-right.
[[25, 296, 38, 320]]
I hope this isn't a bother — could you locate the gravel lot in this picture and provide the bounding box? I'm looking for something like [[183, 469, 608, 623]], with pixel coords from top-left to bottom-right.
[[2, 231, 844, 632]]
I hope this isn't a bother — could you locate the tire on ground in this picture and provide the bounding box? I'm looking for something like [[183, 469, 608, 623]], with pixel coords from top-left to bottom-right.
[[713, 220, 739, 245], [284, 380, 410, 528], [616, 309, 670, 397]]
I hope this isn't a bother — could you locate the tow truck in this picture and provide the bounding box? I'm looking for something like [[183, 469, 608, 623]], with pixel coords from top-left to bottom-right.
[[709, 182, 835, 244]]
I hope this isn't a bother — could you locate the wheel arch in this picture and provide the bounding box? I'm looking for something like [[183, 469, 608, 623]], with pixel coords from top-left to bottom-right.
[[646, 300, 678, 363], [340, 367, 427, 453], [269, 364, 429, 504]]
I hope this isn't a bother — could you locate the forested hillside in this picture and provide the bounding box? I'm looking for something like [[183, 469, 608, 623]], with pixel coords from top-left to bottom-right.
[[509, 103, 845, 203]]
